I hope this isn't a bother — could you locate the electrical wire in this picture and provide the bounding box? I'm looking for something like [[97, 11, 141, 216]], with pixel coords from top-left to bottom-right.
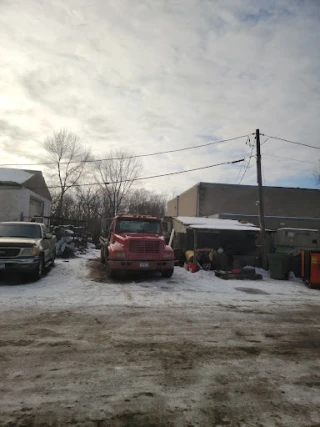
[[27, 157, 248, 191], [0, 134, 251, 167], [261, 159, 267, 186], [262, 153, 319, 165], [262, 134, 320, 151], [235, 136, 250, 183], [238, 140, 255, 185], [238, 154, 253, 185], [260, 137, 269, 146], [235, 157, 246, 183]]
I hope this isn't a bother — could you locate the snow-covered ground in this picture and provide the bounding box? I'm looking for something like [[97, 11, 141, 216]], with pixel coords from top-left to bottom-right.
[[1, 251, 319, 427], [0, 249, 319, 312]]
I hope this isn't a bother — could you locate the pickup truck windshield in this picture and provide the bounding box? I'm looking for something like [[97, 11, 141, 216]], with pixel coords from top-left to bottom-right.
[[0, 224, 42, 239], [115, 219, 162, 234]]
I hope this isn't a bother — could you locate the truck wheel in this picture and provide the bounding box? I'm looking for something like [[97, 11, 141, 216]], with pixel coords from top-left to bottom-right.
[[101, 248, 105, 264], [161, 268, 174, 278], [107, 269, 115, 279], [32, 255, 45, 281], [105, 259, 115, 279]]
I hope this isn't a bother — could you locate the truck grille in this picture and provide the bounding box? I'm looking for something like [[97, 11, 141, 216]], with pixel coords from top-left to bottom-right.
[[0, 248, 20, 257], [129, 240, 160, 254]]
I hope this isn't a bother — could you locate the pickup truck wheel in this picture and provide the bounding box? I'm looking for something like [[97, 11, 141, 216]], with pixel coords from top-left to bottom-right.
[[32, 255, 45, 281], [51, 250, 56, 267], [161, 268, 174, 278]]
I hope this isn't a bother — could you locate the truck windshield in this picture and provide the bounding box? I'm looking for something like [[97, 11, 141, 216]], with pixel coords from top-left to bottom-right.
[[115, 219, 162, 234], [0, 224, 42, 239]]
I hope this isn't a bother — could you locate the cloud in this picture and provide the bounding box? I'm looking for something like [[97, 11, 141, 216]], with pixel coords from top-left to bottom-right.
[[0, 120, 33, 140], [0, 0, 319, 194]]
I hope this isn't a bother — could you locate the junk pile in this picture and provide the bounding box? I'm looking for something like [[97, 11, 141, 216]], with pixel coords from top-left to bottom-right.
[[184, 248, 262, 280], [215, 267, 262, 281], [184, 247, 229, 272], [53, 225, 87, 257]]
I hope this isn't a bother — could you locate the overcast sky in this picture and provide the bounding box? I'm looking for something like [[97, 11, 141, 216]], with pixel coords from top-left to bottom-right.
[[0, 0, 319, 196]]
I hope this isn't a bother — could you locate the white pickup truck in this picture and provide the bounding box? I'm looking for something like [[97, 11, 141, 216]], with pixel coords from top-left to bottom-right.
[[0, 222, 56, 280]]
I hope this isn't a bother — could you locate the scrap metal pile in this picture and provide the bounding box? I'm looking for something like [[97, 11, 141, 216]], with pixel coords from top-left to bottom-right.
[[52, 225, 88, 257]]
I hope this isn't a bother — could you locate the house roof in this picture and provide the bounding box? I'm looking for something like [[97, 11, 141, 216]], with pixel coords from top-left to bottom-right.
[[0, 168, 35, 185], [0, 168, 52, 201], [175, 216, 259, 231]]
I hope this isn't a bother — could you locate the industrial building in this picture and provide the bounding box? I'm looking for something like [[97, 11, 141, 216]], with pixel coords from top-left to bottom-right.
[[167, 182, 320, 230]]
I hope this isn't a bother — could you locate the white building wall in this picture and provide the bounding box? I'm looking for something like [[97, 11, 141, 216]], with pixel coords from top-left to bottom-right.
[[0, 187, 25, 221], [0, 187, 51, 223]]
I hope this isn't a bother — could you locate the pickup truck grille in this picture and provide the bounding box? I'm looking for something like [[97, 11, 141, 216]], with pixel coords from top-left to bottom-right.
[[129, 240, 160, 254], [0, 248, 20, 257]]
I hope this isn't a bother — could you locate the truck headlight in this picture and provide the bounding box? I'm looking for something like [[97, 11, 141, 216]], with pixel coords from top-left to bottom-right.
[[164, 252, 173, 259], [115, 251, 125, 259], [20, 247, 40, 256]]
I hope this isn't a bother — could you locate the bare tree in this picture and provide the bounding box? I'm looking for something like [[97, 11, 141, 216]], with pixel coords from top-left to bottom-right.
[[43, 129, 91, 217], [127, 188, 167, 218], [74, 186, 101, 221], [96, 150, 142, 217]]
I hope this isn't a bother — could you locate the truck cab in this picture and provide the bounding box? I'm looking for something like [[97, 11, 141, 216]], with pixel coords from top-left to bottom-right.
[[100, 214, 174, 278]]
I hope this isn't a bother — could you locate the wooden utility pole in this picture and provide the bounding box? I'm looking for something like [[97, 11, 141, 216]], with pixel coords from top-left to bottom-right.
[[256, 129, 267, 269]]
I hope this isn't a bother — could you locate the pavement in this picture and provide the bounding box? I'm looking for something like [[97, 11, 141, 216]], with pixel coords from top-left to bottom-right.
[[0, 251, 319, 426]]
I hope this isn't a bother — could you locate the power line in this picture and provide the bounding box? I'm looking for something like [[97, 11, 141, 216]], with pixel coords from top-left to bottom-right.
[[30, 157, 247, 191], [261, 158, 267, 186], [260, 137, 269, 146], [262, 153, 319, 165], [0, 134, 251, 167], [238, 152, 253, 185], [235, 155, 246, 183], [238, 140, 255, 184], [262, 134, 320, 151], [235, 136, 250, 183]]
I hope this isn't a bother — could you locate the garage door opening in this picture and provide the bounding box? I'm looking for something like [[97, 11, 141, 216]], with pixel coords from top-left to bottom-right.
[[29, 197, 43, 219]]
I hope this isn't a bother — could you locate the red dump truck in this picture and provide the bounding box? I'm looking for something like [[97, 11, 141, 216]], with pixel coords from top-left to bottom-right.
[[99, 214, 174, 278]]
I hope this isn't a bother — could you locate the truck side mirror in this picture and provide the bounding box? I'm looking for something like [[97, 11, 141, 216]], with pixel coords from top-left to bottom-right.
[[45, 233, 53, 239]]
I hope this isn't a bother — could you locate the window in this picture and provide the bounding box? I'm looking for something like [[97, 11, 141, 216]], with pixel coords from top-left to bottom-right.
[[115, 219, 162, 234], [0, 224, 42, 239]]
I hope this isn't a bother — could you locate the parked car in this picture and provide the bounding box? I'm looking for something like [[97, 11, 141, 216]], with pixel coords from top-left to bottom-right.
[[0, 222, 56, 280]]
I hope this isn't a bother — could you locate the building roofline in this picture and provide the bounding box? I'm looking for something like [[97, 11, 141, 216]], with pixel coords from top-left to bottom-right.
[[198, 182, 320, 192], [0, 182, 22, 187], [22, 169, 43, 174], [217, 213, 320, 221], [168, 182, 320, 204], [167, 183, 200, 204]]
